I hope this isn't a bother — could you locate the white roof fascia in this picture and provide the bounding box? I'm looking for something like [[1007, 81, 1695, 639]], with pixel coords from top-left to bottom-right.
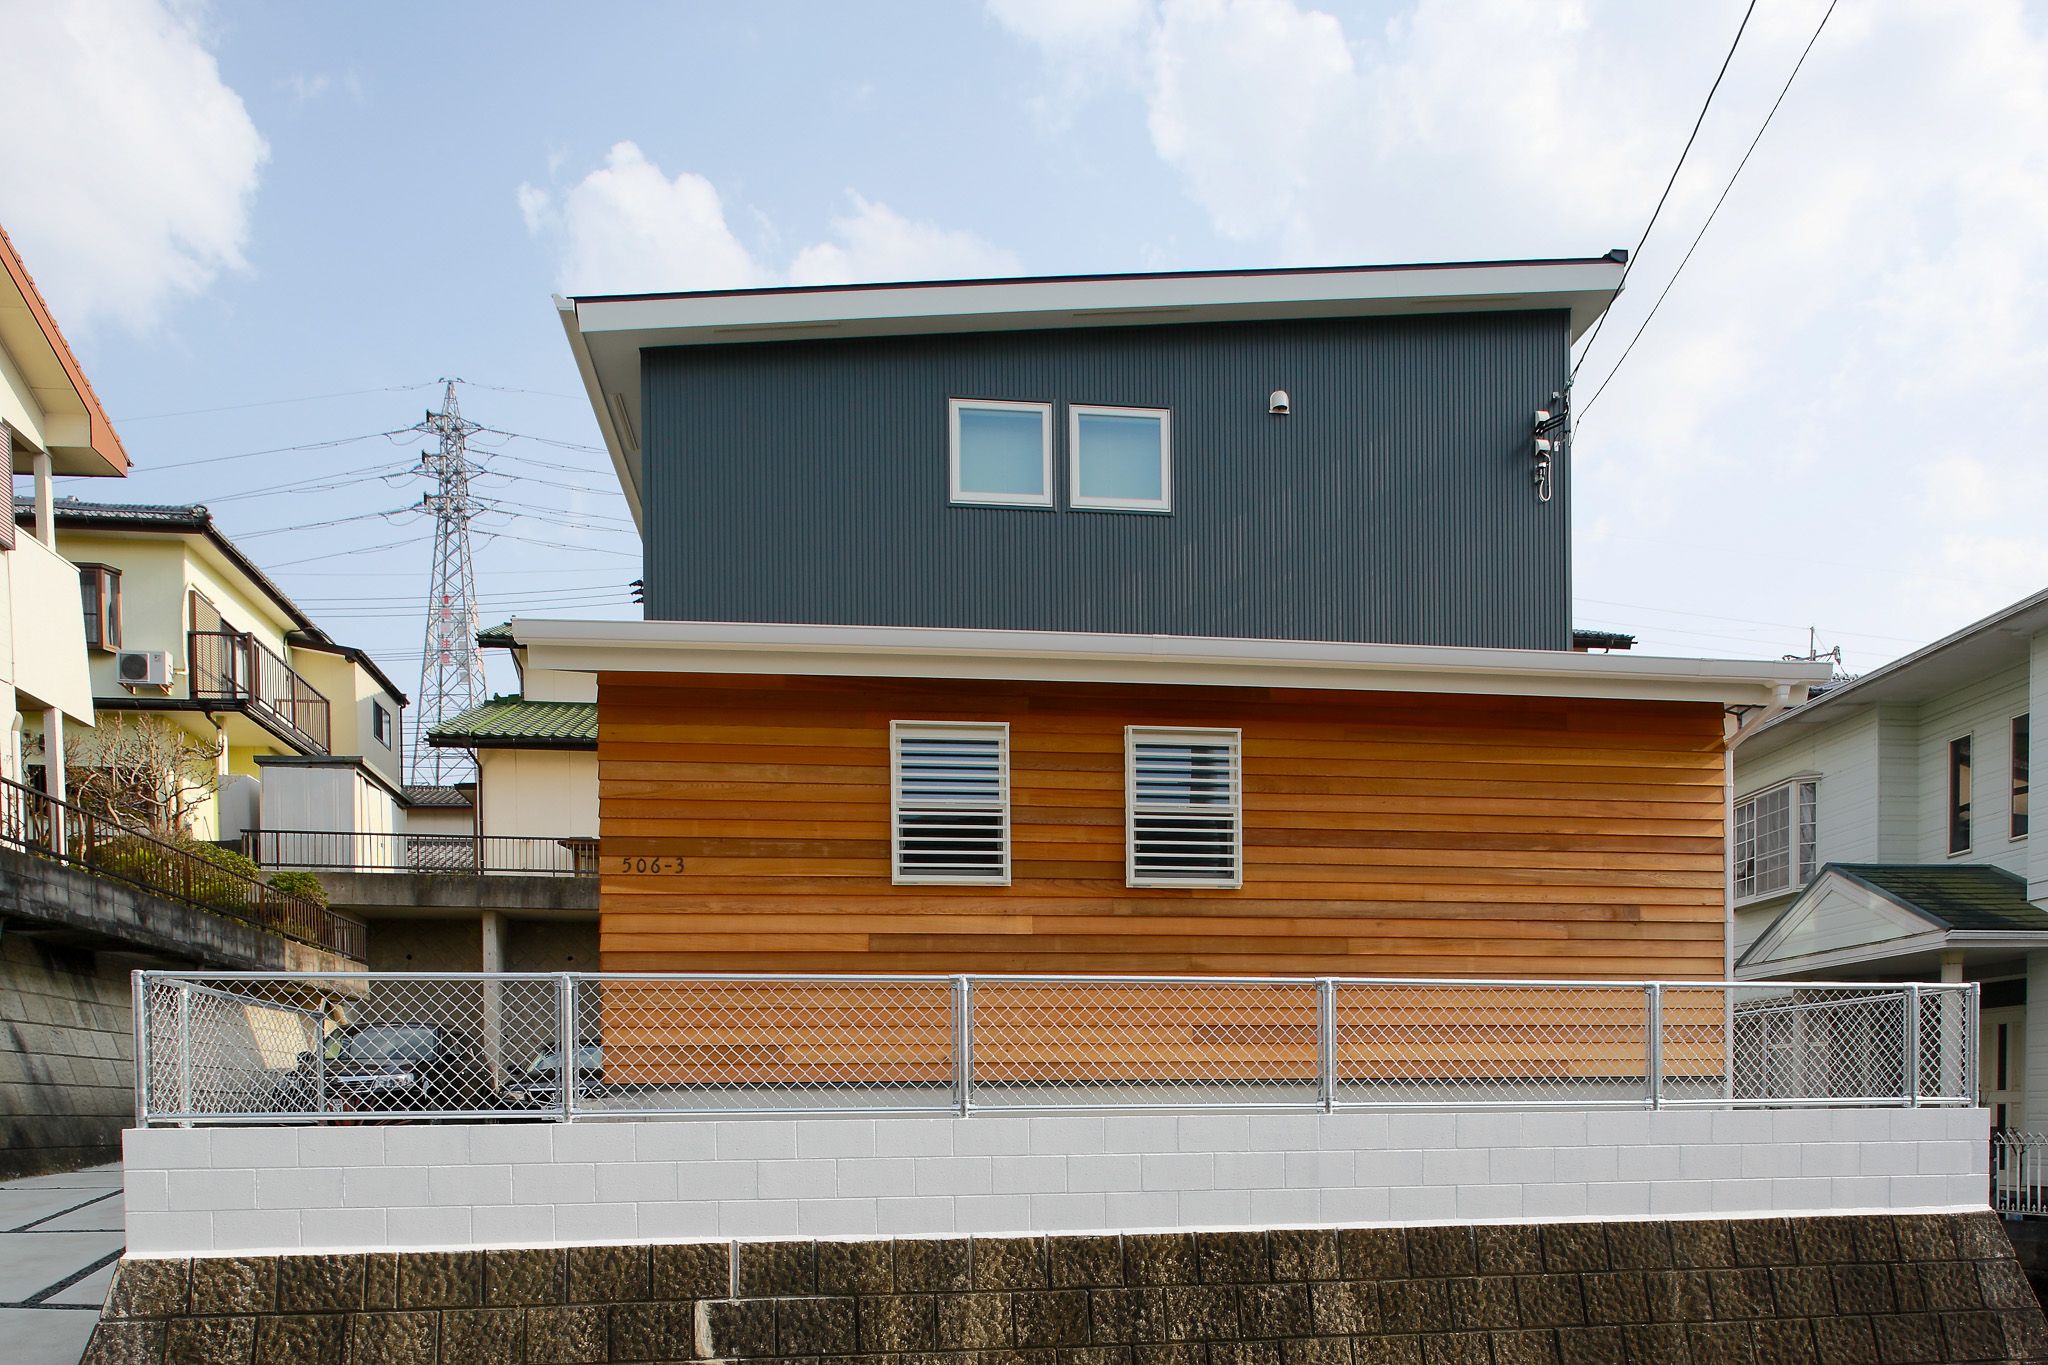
[[511, 618, 1833, 707], [1735, 928, 2048, 981], [569, 258, 1625, 348], [556, 295, 643, 530]]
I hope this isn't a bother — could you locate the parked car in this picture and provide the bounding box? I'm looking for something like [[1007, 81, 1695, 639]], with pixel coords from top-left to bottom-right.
[[304, 1022, 503, 1114], [505, 1042, 605, 1108]]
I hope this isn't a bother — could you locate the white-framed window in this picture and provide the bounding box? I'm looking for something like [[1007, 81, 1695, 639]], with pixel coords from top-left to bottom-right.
[[1126, 727, 1241, 888], [1070, 404, 1171, 512], [949, 399, 1053, 508], [1733, 779, 1818, 903], [891, 721, 1010, 884]]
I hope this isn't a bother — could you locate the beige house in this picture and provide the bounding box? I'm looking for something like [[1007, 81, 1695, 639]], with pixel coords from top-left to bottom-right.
[[2, 224, 126, 790], [22, 499, 410, 844]]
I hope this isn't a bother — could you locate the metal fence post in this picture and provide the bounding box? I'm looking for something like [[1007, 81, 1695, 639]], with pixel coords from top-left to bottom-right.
[[1904, 983, 1921, 1106], [952, 976, 973, 1117], [1644, 983, 1664, 1110], [1317, 979, 1338, 1113], [176, 982, 193, 1126], [131, 971, 148, 1126], [560, 974, 577, 1123], [1965, 983, 1980, 1105]]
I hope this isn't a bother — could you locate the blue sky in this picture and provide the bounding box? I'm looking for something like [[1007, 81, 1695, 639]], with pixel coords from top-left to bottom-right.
[[9, 0, 2048, 699]]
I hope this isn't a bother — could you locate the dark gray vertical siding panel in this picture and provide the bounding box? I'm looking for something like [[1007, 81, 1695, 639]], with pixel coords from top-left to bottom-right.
[[641, 312, 1571, 649]]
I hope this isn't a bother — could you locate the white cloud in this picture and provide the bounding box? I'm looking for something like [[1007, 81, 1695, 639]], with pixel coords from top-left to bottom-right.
[[518, 143, 765, 295], [521, 145, 1017, 295], [788, 195, 1019, 286], [991, 0, 2048, 668], [0, 0, 267, 331]]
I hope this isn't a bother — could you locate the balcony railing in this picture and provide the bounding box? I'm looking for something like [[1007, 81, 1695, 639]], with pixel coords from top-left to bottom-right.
[[0, 777, 366, 960], [129, 972, 1977, 1125], [188, 630, 331, 754], [244, 829, 599, 876]]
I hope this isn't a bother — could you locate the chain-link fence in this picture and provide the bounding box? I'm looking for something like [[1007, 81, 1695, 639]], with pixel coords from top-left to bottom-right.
[[131, 972, 1978, 1125]]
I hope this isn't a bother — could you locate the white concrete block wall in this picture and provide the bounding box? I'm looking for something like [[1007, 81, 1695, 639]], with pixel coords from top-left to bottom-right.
[[122, 1107, 1993, 1257]]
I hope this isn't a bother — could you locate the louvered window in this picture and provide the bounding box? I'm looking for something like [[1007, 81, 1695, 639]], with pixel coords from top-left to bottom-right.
[[1127, 727, 1242, 888], [891, 722, 1010, 884]]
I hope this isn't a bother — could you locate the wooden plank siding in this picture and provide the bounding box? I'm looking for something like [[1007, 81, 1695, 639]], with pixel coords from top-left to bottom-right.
[[597, 672, 1729, 979]]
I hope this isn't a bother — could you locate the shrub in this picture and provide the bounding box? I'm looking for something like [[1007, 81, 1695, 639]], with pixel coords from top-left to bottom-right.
[[266, 870, 329, 906]]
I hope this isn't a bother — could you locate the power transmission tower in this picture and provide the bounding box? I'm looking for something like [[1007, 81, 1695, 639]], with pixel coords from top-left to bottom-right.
[[408, 380, 488, 786]]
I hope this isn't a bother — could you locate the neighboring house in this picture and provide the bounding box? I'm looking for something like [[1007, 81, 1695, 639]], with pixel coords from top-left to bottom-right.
[[517, 257, 1828, 978], [1732, 585, 2048, 1126], [1, 224, 125, 792], [15, 498, 411, 844]]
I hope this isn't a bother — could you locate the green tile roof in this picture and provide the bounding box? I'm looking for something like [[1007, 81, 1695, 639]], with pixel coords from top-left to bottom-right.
[[1832, 863, 2048, 932], [426, 697, 597, 750], [477, 621, 516, 647]]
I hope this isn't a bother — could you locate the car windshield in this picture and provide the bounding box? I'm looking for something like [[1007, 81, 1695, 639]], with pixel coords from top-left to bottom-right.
[[329, 1026, 437, 1064], [525, 1045, 603, 1074]]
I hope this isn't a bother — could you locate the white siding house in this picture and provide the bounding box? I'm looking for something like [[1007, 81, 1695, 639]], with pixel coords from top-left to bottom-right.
[[1733, 587, 2048, 1129]]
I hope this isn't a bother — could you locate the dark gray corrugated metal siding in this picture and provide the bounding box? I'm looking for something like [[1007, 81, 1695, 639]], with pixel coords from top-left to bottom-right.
[[640, 312, 1570, 649]]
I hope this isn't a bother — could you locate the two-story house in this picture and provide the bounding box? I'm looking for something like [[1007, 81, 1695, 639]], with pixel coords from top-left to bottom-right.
[[17, 498, 412, 845], [507, 257, 1829, 987], [1732, 585, 2048, 1127]]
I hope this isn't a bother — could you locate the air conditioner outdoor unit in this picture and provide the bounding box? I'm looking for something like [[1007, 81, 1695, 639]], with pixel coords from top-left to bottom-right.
[[116, 650, 173, 688]]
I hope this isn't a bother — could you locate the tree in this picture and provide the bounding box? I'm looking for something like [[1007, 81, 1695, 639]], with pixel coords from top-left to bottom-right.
[[64, 713, 222, 837]]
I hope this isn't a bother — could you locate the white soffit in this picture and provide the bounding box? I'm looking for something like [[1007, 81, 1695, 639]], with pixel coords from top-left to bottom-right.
[[512, 618, 1833, 707], [557, 256, 1626, 526]]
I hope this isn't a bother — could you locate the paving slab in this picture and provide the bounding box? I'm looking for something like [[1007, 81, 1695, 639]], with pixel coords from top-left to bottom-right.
[[0, 1307, 100, 1365], [0, 1165, 123, 1193], [0, 1232, 125, 1302], [0, 1188, 108, 1230], [31, 1195, 123, 1233], [44, 1260, 118, 1307]]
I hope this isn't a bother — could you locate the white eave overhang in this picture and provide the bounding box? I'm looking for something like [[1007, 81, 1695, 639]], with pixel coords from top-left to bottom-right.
[[511, 618, 1831, 707], [1736, 929, 2048, 981], [555, 255, 1627, 529]]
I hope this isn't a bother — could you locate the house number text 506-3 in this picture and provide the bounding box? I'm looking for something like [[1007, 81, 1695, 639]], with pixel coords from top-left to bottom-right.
[[618, 857, 686, 874]]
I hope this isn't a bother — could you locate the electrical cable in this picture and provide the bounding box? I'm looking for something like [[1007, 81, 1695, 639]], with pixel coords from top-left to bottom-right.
[[1570, 0, 1759, 381], [113, 382, 442, 423], [1577, 0, 1839, 422]]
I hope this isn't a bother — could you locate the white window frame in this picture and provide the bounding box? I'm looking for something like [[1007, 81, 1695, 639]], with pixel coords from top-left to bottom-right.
[[890, 721, 1011, 885], [948, 398, 1053, 508], [1733, 777, 1819, 905], [1125, 726, 1242, 889], [1069, 404, 1172, 513]]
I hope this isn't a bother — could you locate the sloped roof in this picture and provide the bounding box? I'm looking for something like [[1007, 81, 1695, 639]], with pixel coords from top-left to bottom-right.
[[404, 784, 473, 808], [1830, 863, 2048, 932], [0, 222, 127, 476], [477, 621, 516, 648], [426, 697, 597, 750]]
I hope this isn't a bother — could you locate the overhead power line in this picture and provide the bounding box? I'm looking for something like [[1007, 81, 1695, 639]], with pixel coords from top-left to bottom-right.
[[1578, 0, 1840, 422], [1571, 0, 1758, 381]]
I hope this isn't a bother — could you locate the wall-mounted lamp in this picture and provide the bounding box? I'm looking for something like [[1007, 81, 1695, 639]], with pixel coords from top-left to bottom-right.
[[1268, 389, 1290, 415]]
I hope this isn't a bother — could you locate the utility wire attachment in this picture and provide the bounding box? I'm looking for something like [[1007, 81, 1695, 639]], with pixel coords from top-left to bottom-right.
[[408, 381, 489, 786]]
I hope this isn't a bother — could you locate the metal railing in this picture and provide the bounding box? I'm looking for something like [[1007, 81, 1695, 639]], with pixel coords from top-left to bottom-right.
[[131, 972, 1976, 1126], [0, 778, 366, 960], [244, 829, 598, 876], [189, 630, 331, 754], [1993, 1130, 2048, 1214]]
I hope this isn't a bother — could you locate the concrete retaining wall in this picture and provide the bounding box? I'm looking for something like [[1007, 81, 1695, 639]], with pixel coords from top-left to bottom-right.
[[82, 1212, 2048, 1365], [122, 1108, 1991, 1257]]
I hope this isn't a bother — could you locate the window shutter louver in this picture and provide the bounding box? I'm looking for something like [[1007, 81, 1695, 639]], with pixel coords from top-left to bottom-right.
[[1127, 728, 1242, 887], [891, 723, 1010, 883]]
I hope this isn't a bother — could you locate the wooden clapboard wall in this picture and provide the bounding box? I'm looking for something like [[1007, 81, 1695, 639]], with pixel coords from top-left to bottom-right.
[[598, 672, 1728, 979]]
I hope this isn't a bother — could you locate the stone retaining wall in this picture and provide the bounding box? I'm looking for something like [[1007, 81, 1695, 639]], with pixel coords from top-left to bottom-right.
[[82, 1212, 2048, 1365]]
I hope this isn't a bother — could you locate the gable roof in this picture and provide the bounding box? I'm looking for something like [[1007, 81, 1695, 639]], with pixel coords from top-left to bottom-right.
[[1737, 861, 2048, 978], [425, 697, 597, 750], [1829, 864, 2046, 932]]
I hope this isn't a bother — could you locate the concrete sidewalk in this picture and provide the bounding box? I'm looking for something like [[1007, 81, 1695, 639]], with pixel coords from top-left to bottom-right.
[[0, 1164, 123, 1365]]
